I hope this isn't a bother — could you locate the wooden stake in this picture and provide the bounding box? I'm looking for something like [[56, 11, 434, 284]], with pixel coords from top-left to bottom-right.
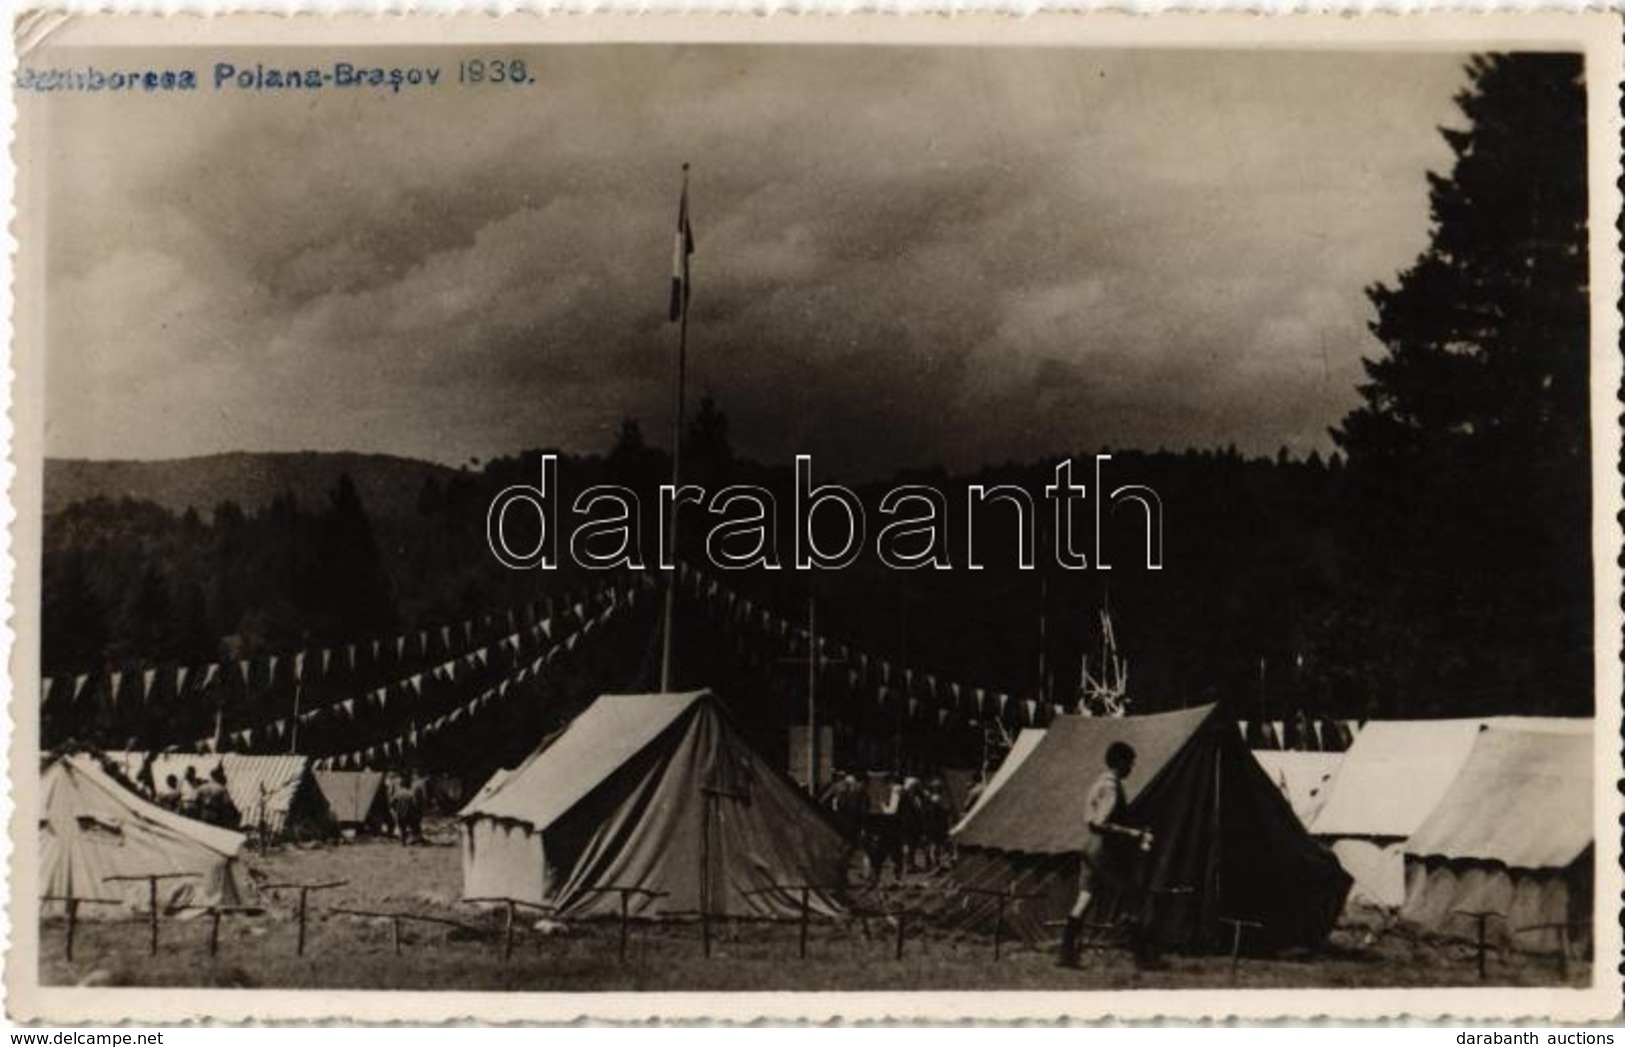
[[209, 908, 222, 957], [618, 891, 631, 964], [798, 887, 811, 961], [65, 898, 79, 962], [296, 886, 310, 957], [147, 877, 160, 956]]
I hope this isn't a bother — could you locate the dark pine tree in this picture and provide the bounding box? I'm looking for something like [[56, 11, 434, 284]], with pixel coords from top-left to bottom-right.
[[314, 473, 396, 639], [1331, 53, 1590, 715], [41, 550, 107, 672]]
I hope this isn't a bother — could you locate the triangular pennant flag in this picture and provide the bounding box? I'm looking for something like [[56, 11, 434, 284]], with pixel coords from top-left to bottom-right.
[[41, 677, 53, 704], [463, 620, 474, 643], [408, 674, 424, 696], [109, 671, 124, 705], [321, 649, 332, 676], [396, 636, 407, 658], [267, 654, 279, 681], [201, 664, 219, 689], [73, 673, 90, 701], [341, 698, 355, 717], [142, 668, 157, 701], [938, 708, 950, 725], [908, 697, 919, 718], [294, 651, 306, 680], [441, 625, 452, 649], [242, 728, 254, 747], [539, 619, 554, 640], [997, 693, 1010, 715], [417, 630, 429, 656], [1024, 699, 1037, 724], [237, 660, 251, 686]]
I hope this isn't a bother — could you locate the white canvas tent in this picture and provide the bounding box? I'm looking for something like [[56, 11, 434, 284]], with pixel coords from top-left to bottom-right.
[[1311, 716, 1589, 914], [460, 690, 848, 919], [1251, 751, 1342, 828], [1400, 726, 1593, 953], [41, 754, 253, 918], [951, 728, 1044, 834]]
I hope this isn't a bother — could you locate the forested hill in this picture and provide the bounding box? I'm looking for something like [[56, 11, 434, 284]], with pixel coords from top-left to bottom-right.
[[45, 452, 461, 522]]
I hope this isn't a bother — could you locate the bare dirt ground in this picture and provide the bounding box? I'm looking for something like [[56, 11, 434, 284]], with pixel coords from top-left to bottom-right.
[[39, 822, 1588, 993]]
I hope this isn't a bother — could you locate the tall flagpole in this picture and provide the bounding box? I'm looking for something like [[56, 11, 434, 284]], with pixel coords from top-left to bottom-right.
[[660, 164, 691, 693]]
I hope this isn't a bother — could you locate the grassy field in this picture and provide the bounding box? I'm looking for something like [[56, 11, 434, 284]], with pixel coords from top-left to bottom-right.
[[39, 824, 1588, 992]]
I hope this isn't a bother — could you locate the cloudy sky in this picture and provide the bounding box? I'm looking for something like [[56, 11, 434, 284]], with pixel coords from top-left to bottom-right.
[[32, 45, 1470, 476]]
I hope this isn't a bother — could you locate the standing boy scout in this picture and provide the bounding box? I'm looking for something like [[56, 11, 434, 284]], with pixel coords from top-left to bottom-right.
[[1057, 741, 1159, 969]]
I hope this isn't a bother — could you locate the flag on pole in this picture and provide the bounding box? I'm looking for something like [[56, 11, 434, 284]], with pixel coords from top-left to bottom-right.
[[669, 165, 694, 321]]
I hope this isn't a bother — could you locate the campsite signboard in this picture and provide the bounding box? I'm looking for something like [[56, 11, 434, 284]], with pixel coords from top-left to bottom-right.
[[6, 9, 1622, 1027]]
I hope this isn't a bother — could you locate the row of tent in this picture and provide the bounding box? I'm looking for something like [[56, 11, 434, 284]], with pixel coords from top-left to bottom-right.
[[42, 694, 1596, 963], [99, 751, 393, 837], [41, 753, 399, 917], [958, 712, 1595, 954], [453, 693, 1356, 955]]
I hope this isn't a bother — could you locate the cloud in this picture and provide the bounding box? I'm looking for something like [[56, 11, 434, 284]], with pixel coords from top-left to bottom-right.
[[30, 44, 1469, 473]]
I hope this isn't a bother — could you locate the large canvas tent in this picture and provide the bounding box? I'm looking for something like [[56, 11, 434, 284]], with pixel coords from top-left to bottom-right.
[[951, 705, 1350, 953], [1310, 717, 1589, 914], [41, 754, 253, 918], [951, 728, 1044, 833], [1400, 726, 1593, 954], [460, 690, 849, 919]]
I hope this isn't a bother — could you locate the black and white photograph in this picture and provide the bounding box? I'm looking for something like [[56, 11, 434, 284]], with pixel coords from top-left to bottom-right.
[[8, 13, 1622, 1024]]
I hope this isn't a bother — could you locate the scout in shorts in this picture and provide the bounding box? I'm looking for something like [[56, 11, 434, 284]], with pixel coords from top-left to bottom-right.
[[1057, 741, 1159, 969]]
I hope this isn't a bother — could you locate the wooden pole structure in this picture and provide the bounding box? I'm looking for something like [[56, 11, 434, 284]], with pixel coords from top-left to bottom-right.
[[806, 597, 817, 794], [104, 873, 198, 957], [798, 886, 811, 961], [1219, 917, 1263, 981], [66, 898, 80, 961], [43, 895, 121, 961], [619, 891, 631, 964], [289, 684, 301, 754], [263, 879, 347, 957], [778, 602, 845, 796], [992, 891, 1007, 962], [659, 163, 692, 694], [147, 877, 160, 955], [209, 907, 223, 956], [701, 790, 713, 959], [698, 784, 745, 959]]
